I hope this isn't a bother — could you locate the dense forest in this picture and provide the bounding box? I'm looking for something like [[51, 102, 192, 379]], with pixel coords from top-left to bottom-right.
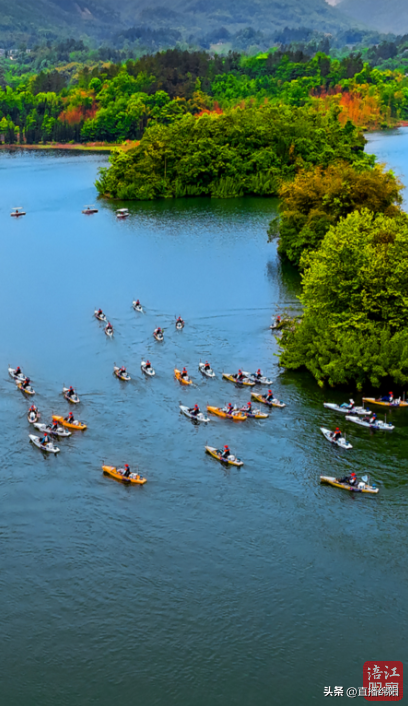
[[3, 45, 408, 147]]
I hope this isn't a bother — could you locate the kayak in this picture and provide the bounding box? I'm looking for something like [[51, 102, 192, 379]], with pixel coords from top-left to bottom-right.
[[222, 373, 255, 387], [27, 409, 39, 423], [34, 422, 71, 438], [141, 361, 155, 376], [180, 404, 210, 423], [102, 465, 147, 485], [205, 445, 243, 467], [116, 208, 129, 219], [207, 405, 247, 421], [52, 414, 87, 431], [198, 362, 216, 378], [8, 367, 27, 383], [63, 387, 80, 404], [320, 427, 353, 449], [242, 371, 274, 385], [82, 206, 98, 214], [324, 402, 370, 416], [320, 475, 379, 495], [94, 310, 107, 322], [251, 392, 286, 408], [154, 331, 164, 341], [345, 415, 395, 431], [239, 407, 269, 419], [175, 320, 185, 330], [175, 368, 192, 385], [114, 365, 131, 381], [362, 397, 408, 408], [105, 326, 113, 337], [29, 434, 60, 454], [17, 382, 35, 395], [133, 302, 143, 312]]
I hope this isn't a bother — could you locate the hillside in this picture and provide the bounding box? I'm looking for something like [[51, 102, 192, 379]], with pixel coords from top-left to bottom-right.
[[338, 0, 408, 35], [0, 0, 356, 47]]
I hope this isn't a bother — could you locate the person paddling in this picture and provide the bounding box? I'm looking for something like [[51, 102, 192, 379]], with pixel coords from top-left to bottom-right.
[[123, 464, 131, 478], [65, 411, 75, 423], [181, 367, 189, 380], [265, 389, 274, 402], [66, 386, 76, 399], [189, 404, 200, 417], [203, 361, 211, 371], [221, 445, 230, 459], [339, 471, 357, 486], [332, 427, 342, 441], [21, 377, 31, 390], [40, 433, 49, 447]]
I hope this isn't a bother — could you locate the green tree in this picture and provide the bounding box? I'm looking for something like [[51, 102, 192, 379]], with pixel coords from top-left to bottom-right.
[[279, 210, 408, 388], [273, 161, 402, 267]]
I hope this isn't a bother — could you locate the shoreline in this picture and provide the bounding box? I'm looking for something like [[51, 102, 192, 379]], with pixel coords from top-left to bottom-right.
[[0, 141, 139, 153]]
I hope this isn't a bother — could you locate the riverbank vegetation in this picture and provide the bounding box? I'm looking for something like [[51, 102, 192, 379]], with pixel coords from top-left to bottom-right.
[[95, 104, 368, 200], [3, 45, 408, 148], [273, 162, 403, 267], [279, 210, 408, 389]]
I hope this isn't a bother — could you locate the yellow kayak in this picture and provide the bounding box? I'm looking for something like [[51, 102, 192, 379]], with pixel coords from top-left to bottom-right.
[[205, 446, 243, 467], [362, 397, 408, 408], [17, 382, 35, 395], [251, 392, 286, 408], [207, 405, 247, 421], [114, 366, 131, 381], [102, 465, 147, 485], [320, 476, 379, 494], [175, 368, 192, 385], [52, 414, 87, 430], [222, 373, 255, 387]]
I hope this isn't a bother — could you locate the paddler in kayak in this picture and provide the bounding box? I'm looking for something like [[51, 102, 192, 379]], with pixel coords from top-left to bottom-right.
[[119, 366, 127, 377], [123, 464, 131, 478], [14, 365, 22, 378], [235, 369, 245, 382], [39, 433, 49, 447], [242, 401, 253, 414], [66, 385, 76, 400], [135, 300, 140, 308], [203, 361, 211, 371], [332, 427, 342, 441], [176, 316, 184, 326], [265, 389, 274, 402], [254, 369, 263, 380], [50, 419, 60, 433], [65, 411, 76, 423], [181, 367, 189, 380], [145, 360, 152, 370], [380, 391, 394, 402], [21, 377, 31, 390], [189, 404, 200, 417], [29, 404, 37, 414], [154, 327, 162, 337], [97, 308, 104, 317], [226, 402, 235, 416], [106, 321, 113, 333], [221, 445, 231, 459], [362, 412, 377, 424], [338, 471, 357, 486]]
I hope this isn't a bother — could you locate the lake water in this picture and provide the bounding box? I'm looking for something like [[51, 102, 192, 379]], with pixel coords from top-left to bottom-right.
[[0, 147, 407, 706]]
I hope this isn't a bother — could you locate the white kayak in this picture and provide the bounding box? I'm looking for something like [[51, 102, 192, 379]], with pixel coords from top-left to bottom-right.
[[141, 361, 155, 376], [29, 434, 60, 454], [94, 310, 107, 322], [324, 402, 370, 416], [105, 326, 114, 337], [27, 409, 39, 423], [180, 405, 210, 423], [175, 320, 185, 330], [133, 302, 143, 312], [8, 367, 27, 383], [154, 331, 164, 341], [113, 365, 131, 381], [345, 415, 394, 431], [320, 427, 353, 449], [34, 422, 71, 437], [63, 387, 80, 404], [242, 371, 273, 385], [198, 362, 216, 378]]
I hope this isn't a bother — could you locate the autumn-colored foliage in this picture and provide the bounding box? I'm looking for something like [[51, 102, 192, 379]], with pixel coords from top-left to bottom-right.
[[312, 86, 387, 129], [59, 103, 97, 124]]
